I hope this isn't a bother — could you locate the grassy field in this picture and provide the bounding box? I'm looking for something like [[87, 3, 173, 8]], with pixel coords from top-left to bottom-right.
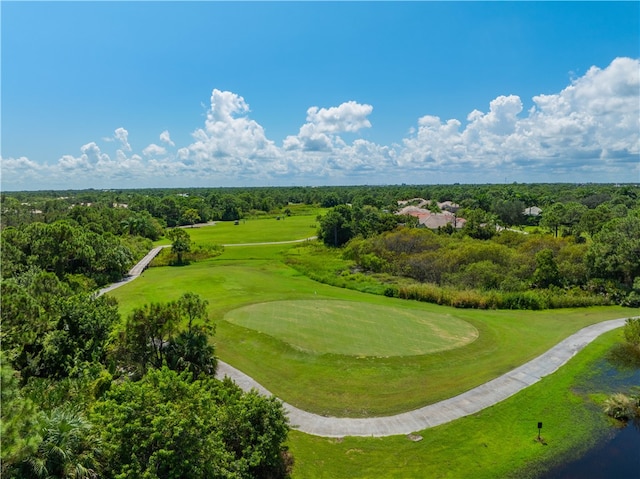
[[108, 218, 636, 416], [162, 209, 322, 246], [287, 329, 623, 479], [108, 215, 639, 476], [225, 299, 478, 356]]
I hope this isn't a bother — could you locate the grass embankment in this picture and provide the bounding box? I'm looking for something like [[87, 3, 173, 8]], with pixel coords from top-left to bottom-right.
[[108, 224, 635, 416], [288, 329, 623, 479]]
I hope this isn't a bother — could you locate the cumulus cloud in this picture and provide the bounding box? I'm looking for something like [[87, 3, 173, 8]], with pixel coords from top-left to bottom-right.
[[159, 130, 175, 146], [1, 156, 52, 190], [284, 101, 373, 152], [2, 57, 637, 189], [143, 144, 167, 157], [397, 57, 639, 178], [114, 127, 131, 152], [187, 89, 281, 174]]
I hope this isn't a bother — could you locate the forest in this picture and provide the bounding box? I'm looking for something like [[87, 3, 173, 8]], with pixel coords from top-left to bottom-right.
[[1, 182, 639, 477]]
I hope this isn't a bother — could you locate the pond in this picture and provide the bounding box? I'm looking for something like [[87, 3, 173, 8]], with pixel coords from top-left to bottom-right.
[[539, 347, 640, 479]]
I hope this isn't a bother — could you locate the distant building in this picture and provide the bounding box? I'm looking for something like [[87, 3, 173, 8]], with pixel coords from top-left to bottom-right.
[[523, 206, 542, 216], [397, 203, 465, 230], [438, 201, 460, 213]]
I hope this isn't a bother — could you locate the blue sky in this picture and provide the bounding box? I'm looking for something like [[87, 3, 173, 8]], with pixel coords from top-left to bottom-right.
[[2, 1, 639, 191]]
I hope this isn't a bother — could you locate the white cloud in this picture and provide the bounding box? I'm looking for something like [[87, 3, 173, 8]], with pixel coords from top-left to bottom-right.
[[283, 101, 373, 152], [397, 57, 640, 178], [159, 130, 175, 146], [2, 57, 637, 189], [0, 156, 52, 190], [188, 89, 280, 170], [306, 101, 373, 134], [114, 127, 131, 152], [284, 101, 373, 152], [143, 144, 167, 157]]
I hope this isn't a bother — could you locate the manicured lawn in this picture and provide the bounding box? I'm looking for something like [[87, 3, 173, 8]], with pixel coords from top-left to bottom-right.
[[108, 244, 636, 417], [287, 329, 623, 479], [225, 299, 478, 356], [107, 220, 639, 477], [172, 212, 321, 246]]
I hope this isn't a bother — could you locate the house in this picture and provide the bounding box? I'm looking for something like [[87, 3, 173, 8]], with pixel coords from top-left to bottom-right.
[[397, 204, 465, 230], [524, 206, 542, 216], [438, 201, 460, 213]]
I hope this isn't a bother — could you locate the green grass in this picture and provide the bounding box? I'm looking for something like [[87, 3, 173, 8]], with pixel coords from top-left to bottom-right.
[[107, 220, 639, 477], [287, 329, 623, 479], [173, 212, 321, 246], [224, 300, 478, 356], [108, 246, 636, 417], [111, 223, 640, 479]]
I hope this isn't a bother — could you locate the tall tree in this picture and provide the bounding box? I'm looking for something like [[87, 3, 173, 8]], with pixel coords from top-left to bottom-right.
[[317, 205, 353, 247], [532, 248, 561, 288], [166, 228, 191, 264], [118, 293, 215, 377], [1, 359, 42, 474], [92, 368, 290, 479], [181, 208, 201, 227], [586, 212, 640, 287], [540, 203, 566, 237]]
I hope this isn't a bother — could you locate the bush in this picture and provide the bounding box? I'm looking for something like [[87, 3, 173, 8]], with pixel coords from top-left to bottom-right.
[[623, 317, 640, 348], [603, 392, 639, 421], [383, 286, 398, 297], [501, 291, 548, 310]]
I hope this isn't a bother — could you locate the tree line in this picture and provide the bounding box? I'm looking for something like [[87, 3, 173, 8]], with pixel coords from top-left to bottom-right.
[[1, 189, 294, 477], [314, 185, 639, 309], [1, 282, 292, 478], [3, 182, 637, 230]]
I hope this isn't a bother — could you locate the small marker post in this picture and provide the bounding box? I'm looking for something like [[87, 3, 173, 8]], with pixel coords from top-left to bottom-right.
[[537, 422, 543, 441]]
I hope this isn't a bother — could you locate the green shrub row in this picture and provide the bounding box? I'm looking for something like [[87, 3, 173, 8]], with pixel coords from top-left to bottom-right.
[[389, 283, 611, 310]]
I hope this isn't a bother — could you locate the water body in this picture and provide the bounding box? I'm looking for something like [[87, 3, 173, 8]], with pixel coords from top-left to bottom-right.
[[539, 349, 640, 479]]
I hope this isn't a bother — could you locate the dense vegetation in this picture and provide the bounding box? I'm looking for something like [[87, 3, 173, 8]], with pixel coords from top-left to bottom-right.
[[311, 185, 639, 309], [1, 183, 638, 477], [1, 188, 300, 477]]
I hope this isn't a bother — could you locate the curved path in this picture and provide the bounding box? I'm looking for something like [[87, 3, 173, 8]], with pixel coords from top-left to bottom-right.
[[99, 240, 635, 437], [97, 245, 170, 296], [97, 237, 316, 296], [216, 317, 633, 438]]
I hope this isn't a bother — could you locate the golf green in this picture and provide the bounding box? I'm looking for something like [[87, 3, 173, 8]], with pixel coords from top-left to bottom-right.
[[224, 299, 478, 356]]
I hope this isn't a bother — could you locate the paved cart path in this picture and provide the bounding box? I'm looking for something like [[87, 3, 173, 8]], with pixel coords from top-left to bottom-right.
[[99, 241, 634, 437], [97, 245, 171, 296], [216, 317, 632, 437], [97, 237, 316, 296]]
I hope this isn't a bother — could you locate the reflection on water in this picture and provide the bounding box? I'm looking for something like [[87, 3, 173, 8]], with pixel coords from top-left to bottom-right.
[[539, 349, 640, 479]]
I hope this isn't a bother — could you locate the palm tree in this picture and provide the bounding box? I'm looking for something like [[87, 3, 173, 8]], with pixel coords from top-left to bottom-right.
[[166, 330, 217, 377], [20, 407, 102, 479]]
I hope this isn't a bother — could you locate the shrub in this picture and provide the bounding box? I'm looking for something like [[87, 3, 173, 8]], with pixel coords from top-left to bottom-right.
[[603, 393, 639, 421], [623, 317, 640, 348], [501, 291, 548, 310]]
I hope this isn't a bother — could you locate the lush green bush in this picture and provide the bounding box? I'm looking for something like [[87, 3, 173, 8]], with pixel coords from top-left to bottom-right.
[[151, 243, 224, 267]]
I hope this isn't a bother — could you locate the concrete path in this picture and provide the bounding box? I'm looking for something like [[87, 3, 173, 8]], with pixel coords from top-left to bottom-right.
[[97, 245, 170, 296], [98, 242, 634, 438], [216, 317, 633, 437], [222, 236, 317, 247], [96, 237, 316, 296]]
